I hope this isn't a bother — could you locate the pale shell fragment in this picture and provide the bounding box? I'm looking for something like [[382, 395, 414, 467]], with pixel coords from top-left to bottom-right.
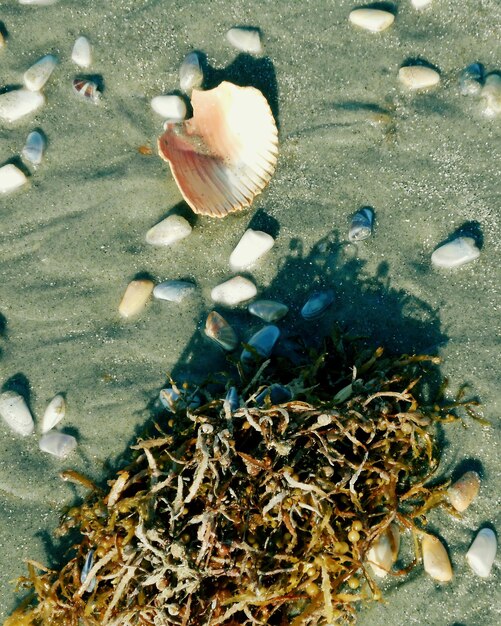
[[118, 279, 154, 318], [422, 534, 453, 582], [448, 471, 481, 512], [399, 65, 440, 90], [39, 432, 77, 458], [211, 276, 257, 306], [459, 63, 484, 96], [71, 36, 92, 67], [153, 280, 195, 303], [411, 0, 433, 8], [431, 236, 480, 268], [301, 289, 334, 320], [179, 52, 203, 93], [367, 524, 401, 578], [23, 54, 58, 91], [480, 74, 501, 118], [151, 95, 187, 121], [204, 311, 238, 351], [241, 325, 280, 364], [349, 8, 395, 33], [0, 391, 35, 436], [80, 550, 97, 593], [229, 229, 274, 271], [41, 393, 66, 433], [248, 299, 289, 322], [0, 88, 45, 123], [0, 164, 28, 194], [466, 528, 497, 578], [145, 215, 192, 246], [22, 130, 45, 166], [349, 207, 374, 242], [226, 27, 262, 54]]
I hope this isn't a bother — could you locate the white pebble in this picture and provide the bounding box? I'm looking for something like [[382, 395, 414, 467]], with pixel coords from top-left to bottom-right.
[[431, 236, 480, 268], [71, 36, 92, 68], [480, 74, 501, 118], [0, 391, 35, 436], [41, 394, 66, 433], [226, 27, 262, 54], [398, 65, 440, 90], [150, 95, 187, 121], [349, 8, 395, 32], [118, 279, 154, 318], [145, 215, 192, 246], [0, 88, 45, 123], [0, 164, 27, 194], [466, 528, 497, 578], [23, 54, 58, 91], [39, 432, 77, 458], [22, 130, 45, 166], [153, 280, 195, 303], [179, 52, 203, 93], [411, 0, 433, 9], [229, 229, 274, 271], [211, 276, 257, 306]]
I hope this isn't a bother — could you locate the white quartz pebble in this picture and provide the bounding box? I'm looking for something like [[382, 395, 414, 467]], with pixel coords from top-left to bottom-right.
[[431, 237, 480, 268], [0, 391, 35, 436], [466, 528, 497, 578], [0, 164, 27, 193], [23, 54, 58, 91], [39, 432, 77, 458], [179, 52, 203, 93], [72, 36, 92, 68], [481, 74, 501, 118], [399, 65, 440, 90], [0, 89, 45, 123], [22, 130, 45, 166], [411, 0, 433, 8], [211, 276, 257, 306], [145, 215, 192, 246], [118, 279, 154, 318], [151, 95, 187, 121], [153, 280, 195, 303], [226, 27, 262, 54], [422, 534, 453, 582], [349, 8, 395, 32], [41, 394, 66, 433], [229, 229, 274, 271]]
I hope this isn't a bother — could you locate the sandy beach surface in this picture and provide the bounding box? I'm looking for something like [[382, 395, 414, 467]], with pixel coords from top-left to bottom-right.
[[0, 0, 499, 624]]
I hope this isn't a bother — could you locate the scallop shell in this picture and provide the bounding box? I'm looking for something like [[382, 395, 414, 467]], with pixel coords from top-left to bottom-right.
[[448, 470, 480, 512], [204, 311, 238, 351], [73, 78, 100, 103], [158, 81, 278, 217]]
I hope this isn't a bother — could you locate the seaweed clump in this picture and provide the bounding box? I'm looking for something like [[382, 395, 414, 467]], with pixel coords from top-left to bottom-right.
[[7, 331, 480, 625]]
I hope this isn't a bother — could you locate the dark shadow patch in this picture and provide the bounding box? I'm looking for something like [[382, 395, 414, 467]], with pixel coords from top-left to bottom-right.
[[353, 2, 397, 15], [400, 57, 441, 74], [1, 373, 32, 409], [0, 155, 31, 178], [247, 209, 280, 239]]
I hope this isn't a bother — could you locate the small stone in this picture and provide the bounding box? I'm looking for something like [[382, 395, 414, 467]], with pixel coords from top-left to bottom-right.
[[229, 229, 274, 271], [431, 236, 480, 268], [153, 280, 195, 303], [39, 432, 77, 458], [41, 394, 66, 433], [226, 27, 262, 54], [448, 471, 481, 512], [23, 54, 58, 91], [480, 74, 501, 118], [241, 325, 280, 364], [422, 534, 453, 582], [349, 8, 395, 32], [22, 130, 45, 166], [399, 65, 440, 90], [211, 276, 257, 306], [151, 95, 187, 121], [301, 289, 334, 320], [0, 89, 45, 123], [72, 36, 92, 68], [0, 391, 35, 436], [0, 164, 27, 194], [248, 299, 289, 322], [466, 528, 497, 578], [411, 0, 433, 8], [179, 52, 203, 94], [118, 279, 154, 318], [145, 215, 192, 246]]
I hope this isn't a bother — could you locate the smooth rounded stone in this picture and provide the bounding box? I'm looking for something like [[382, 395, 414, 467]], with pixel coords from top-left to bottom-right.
[[0, 391, 35, 436], [211, 276, 257, 306], [241, 325, 280, 364], [431, 236, 480, 268], [422, 534, 453, 582], [301, 289, 334, 320], [23, 54, 58, 91], [229, 228, 274, 271], [0, 164, 28, 194], [72, 36, 92, 68], [22, 130, 45, 166], [145, 215, 192, 246], [459, 63, 484, 96], [151, 95, 187, 121], [367, 524, 400, 578], [411, 0, 433, 8], [204, 311, 238, 351], [39, 432, 77, 458], [398, 65, 440, 90], [480, 74, 501, 117], [153, 280, 195, 303], [448, 471, 481, 512], [41, 393, 66, 433], [118, 279, 154, 318], [179, 52, 203, 93], [248, 299, 288, 323], [349, 8, 394, 32], [226, 27, 262, 54], [348, 207, 374, 242], [0, 88, 45, 123], [466, 528, 497, 578]]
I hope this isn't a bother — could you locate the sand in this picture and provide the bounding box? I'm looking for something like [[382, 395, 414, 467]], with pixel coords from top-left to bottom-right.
[[0, 0, 499, 623]]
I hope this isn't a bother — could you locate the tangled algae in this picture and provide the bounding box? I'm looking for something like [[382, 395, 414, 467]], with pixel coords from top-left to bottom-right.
[[7, 329, 482, 626]]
